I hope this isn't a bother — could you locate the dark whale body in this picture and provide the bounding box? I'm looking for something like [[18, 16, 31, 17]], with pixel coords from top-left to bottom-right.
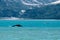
[[12, 24, 22, 27]]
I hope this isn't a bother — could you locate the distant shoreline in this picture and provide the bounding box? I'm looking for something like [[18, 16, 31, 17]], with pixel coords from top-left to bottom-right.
[[0, 19, 60, 21]]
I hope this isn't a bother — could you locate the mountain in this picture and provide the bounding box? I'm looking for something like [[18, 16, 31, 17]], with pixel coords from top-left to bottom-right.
[[20, 3, 60, 19], [0, 0, 31, 18], [0, 0, 60, 19]]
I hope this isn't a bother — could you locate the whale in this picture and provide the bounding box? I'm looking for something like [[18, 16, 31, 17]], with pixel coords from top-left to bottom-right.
[[12, 24, 22, 27]]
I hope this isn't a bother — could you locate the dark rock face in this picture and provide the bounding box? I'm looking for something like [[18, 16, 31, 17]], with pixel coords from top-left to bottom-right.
[[0, 0, 30, 18], [21, 4, 60, 19]]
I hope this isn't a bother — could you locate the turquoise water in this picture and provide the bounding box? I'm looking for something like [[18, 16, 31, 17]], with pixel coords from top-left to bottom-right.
[[0, 20, 60, 40], [0, 20, 60, 27], [0, 27, 60, 40]]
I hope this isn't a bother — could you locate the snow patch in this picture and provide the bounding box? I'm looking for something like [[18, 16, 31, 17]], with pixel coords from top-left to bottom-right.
[[21, 0, 43, 6], [0, 17, 20, 20]]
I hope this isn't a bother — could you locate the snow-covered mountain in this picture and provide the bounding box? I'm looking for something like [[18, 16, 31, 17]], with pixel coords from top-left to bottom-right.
[[21, 3, 60, 19], [0, 0, 60, 19]]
